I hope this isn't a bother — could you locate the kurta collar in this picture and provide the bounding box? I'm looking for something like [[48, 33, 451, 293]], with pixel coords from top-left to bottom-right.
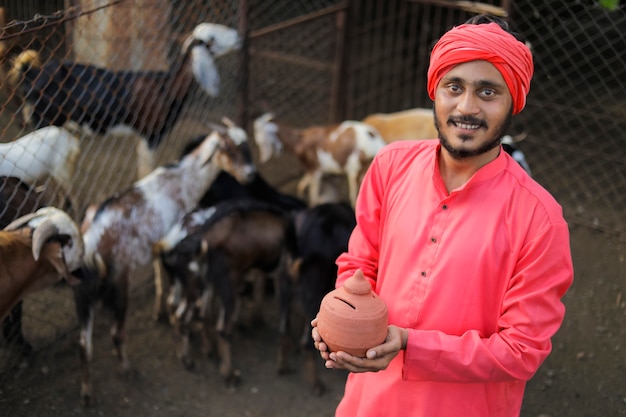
[[432, 143, 508, 194]]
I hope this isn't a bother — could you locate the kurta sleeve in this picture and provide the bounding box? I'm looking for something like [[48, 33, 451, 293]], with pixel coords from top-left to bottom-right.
[[335, 152, 386, 289], [402, 220, 574, 382]]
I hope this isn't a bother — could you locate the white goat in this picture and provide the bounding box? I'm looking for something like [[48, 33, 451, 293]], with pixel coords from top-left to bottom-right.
[[253, 113, 386, 207], [0, 207, 84, 321], [74, 121, 255, 406], [362, 107, 438, 143], [0, 126, 80, 189]]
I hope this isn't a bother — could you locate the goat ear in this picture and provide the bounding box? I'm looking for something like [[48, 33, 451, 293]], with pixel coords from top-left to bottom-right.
[[217, 132, 230, 150], [190, 46, 220, 97], [39, 241, 80, 286]]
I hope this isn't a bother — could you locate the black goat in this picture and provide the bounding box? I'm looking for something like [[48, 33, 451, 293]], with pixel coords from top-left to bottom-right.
[[276, 202, 356, 395], [154, 199, 292, 387], [180, 131, 307, 211], [9, 23, 241, 178], [151, 132, 307, 321]]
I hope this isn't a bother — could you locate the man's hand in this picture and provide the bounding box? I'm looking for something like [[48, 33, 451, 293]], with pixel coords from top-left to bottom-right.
[[312, 317, 408, 373]]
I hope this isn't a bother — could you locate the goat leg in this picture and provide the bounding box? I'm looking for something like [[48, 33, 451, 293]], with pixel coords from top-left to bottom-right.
[[2, 302, 33, 356], [238, 269, 265, 327], [275, 273, 294, 375], [175, 299, 195, 370], [346, 169, 359, 208], [110, 280, 130, 376], [216, 329, 240, 388], [216, 304, 240, 388], [296, 173, 312, 201], [300, 323, 325, 396], [275, 330, 293, 375], [74, 287, 95, 406], [152, 257, 166, 322], [198, 286, 214, 359], [307, 171, 323, 207], [303, 348, 325, 396], [136, 139, 155, 180]]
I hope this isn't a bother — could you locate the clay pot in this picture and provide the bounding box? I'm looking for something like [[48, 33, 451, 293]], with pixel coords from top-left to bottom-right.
[[317, 269, 388, 357]]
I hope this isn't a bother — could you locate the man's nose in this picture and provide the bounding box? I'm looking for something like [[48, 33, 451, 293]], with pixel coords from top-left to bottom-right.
[[456, 92, 480, 115]]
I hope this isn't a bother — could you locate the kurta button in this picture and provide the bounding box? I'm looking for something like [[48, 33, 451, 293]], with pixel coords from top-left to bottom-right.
[[430, 237, 437, 243], [421, 271, 427, 277], [442, 204, 448, 210]]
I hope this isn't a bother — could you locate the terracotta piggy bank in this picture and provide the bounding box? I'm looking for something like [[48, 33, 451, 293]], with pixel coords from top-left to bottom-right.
[[317, 269, 388, 357]]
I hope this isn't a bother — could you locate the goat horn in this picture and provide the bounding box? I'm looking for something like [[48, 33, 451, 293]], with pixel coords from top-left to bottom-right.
[[30, 208, 83, 265], [181, 32, 195, 55], [3, 212, 42, 231], [31, 218, 62, 261]]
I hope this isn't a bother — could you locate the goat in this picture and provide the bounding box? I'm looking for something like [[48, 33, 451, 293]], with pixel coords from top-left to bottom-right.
[[151, 127, 307, 321], [152, 167, 307, 321], [501, 134, 532, 176], [9, 23, 241, 179], [197, 171, 308, 212], [362, 107, 438, 143], [73, 121, 255, 405], [179, 127, 308, 211], [253, 113, 386, 207], [1, 177, 47, 229], [0, 207, 85, 322], [276, 202, 355, 395], [0, 126, 80, 192], [362, 108, 533, 175], [154, 199, 291, 387], [1, 176, 74, 355]]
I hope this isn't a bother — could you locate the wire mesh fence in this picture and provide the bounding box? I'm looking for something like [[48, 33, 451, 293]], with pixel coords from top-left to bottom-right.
[[0, 0, 247, 384], [0, 0, 624, 406], [512, 1, 625, 238]]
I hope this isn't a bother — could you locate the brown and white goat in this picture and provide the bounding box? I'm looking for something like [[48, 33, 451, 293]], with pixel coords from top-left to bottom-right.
[[253, 113, 386, 207], [0, 207, 85, 321], [9, 23, 241, 179], [361, 107, 438, 143], [73, 122, 255, 405], [1, 176, 76, 355]]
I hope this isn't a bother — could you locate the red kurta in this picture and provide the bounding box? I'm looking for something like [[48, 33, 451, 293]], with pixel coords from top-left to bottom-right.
[[334, 140, 574, 417]]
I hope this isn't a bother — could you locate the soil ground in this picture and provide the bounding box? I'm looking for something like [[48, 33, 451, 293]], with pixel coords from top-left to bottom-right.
[[0, 226, 624, 417]]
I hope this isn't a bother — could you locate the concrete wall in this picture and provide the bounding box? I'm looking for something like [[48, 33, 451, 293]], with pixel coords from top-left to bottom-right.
[[70, 0, 172, 71]]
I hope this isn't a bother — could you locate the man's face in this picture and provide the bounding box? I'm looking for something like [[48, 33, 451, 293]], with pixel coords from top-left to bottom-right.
[[434, 60, 513, 159]]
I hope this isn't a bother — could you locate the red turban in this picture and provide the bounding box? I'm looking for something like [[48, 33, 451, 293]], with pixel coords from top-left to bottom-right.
[[427, 22, 534, 115]]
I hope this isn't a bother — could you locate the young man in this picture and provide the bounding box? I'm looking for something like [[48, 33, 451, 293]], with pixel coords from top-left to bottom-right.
[[311, 15, 574, 417]]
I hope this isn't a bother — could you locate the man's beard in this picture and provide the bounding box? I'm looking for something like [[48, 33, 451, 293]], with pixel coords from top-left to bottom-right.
[[434, 106, 512, 160]]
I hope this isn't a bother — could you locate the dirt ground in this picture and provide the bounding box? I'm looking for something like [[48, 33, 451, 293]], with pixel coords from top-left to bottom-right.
[[0, 118, 624, 417], [0, 225, 624, 417]]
